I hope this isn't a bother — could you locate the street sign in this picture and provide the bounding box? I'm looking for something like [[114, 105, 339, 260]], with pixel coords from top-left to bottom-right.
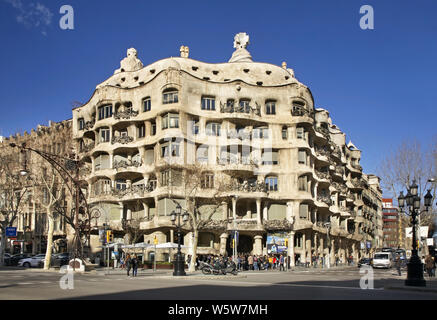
[[6, 227, 17, 237]]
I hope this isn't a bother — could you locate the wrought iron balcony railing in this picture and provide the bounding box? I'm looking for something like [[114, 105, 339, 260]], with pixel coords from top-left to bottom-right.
[[114, 108, 139, 120], [111, 135, 134, 145]]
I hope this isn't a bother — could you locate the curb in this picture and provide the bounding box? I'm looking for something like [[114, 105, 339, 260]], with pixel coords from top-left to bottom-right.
[[384, 286, 437, 294]]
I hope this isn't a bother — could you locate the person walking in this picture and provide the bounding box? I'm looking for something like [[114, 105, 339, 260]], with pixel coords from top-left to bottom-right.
[[131, 254, 138, 277], [126, 254, 132, 277], [425, 255, 434, 277], [279, 254, 285, 271], [253, 256, 259, 271], [395, 254, 402, 276], [306, 255, 310, 268]]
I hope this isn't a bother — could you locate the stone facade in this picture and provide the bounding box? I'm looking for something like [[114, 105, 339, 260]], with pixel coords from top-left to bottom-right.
[[0, 120, 73, 255]]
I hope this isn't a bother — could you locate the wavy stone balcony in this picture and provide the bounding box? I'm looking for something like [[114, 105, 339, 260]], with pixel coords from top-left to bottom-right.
[[114, 108, 139, 120], [228, 180, 268, 193], [220, 102, 261, 116], [113, 159, 142, 171], [315, 170, 330, 181], [111, 135, 134, 145], [314, 126, 330, 140], [317, 194, 332, 206], [84, 120, 95, 130]]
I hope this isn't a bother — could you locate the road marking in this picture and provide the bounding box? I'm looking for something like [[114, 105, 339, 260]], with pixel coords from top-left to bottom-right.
[[17, 282, 33, 285]]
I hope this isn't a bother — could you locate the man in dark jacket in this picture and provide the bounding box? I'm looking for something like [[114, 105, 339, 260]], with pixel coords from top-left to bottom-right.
[[131, 255, 138, 277], [126, 254, 132, 277], [395, 254, 402, 276]]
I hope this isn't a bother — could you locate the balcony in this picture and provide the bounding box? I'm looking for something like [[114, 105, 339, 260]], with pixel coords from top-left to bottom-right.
[[315, 170, 330, 181], [220, 101, 261, 116], [84, 120, 95, 130], [291, 106, 313, 118], [229, 180, 267, 193], [113, 159, 142, 170], [81, 143, 94, 153], [351, 163, 363, 171], [317, 194, 332, 206], [111, 135, 134, 145], [351, 178, 366, 189], [314, 126, 330, 140], [315, 145, 330, 158], [114, 108, 139, 120]]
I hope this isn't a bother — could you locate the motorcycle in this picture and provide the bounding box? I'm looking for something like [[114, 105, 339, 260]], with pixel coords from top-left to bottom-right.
[[199, 260, 238, 275]]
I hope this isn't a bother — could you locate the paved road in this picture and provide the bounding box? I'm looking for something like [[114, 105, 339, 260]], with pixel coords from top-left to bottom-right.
[[0, 267, 436, 300]]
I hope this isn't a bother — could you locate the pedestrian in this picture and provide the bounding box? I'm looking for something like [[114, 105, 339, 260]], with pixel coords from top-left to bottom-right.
[[395, 254, 402, 276], [119, 256, 125, 269], [306, 255, 310, 268], [425, 255, 434, 278], [279, 254, 285, 271], [248, 255, 254, 270], [254, 256, 259, 271], [126, 254, 132, 277], [131, 254, 138, 277]]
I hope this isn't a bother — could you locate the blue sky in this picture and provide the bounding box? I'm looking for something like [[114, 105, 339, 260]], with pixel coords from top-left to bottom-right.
[[1, 0, 436, 182]]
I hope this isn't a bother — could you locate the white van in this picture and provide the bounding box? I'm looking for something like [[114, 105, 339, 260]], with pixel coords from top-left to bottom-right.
[[372, 252, 393, 269]]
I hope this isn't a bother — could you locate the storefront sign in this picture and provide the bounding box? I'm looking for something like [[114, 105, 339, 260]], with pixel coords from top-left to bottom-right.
[[6, 227, 17, 237], [267, 232, 288, 254]]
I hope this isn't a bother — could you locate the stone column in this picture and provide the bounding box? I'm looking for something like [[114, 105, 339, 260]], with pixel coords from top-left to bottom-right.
[[319, 236, 324, 266], [222, 202, 228, 220], [286, 201, 293, 221], [219, 233, 228, 255], [232, 197, 237, 220], [306, 233, 312, 265], [331, 239, 335, 265], [119, 202, 124, 220], [246, 202, 252, 219], [302, 232, 306, 264], [263, 204, 268, 221], [170, 229, 174, 243], [314, 232, 318, 256], [256, 199, 262, 225], [288, 231, 295, 267], [91, 156, 95, 174], [254, 235, 263, 255], [127, 208, 132, 221]]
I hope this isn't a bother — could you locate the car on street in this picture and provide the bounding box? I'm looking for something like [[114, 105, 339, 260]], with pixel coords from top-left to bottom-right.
[[3, 253, 12, 265], [357, 258, 372, 268], [18, 254, 47, 268], [372, 252, 393, 269], [7, 253, 31, 266], [52, 253, 70, 267]]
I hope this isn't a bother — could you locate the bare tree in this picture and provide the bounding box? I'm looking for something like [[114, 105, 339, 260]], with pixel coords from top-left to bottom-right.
[[33, 166, 65, 269], [164, 163, 231, 272], [377, 138, 437, 229], [0, 153, 31, 266]]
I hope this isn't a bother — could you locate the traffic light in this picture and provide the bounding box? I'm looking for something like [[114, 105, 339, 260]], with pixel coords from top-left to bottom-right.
[[106, 230, 113, 243], [284, 238, 288, 247]]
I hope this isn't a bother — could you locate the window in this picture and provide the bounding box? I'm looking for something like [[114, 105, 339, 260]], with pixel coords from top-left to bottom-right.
[[282, 126, 288, 140], [98, 104, 113, 120], [138, 124, 145, 138], [299, 204, 309, 219], [120, 129, 128, 137], [196, 146, 209, 163], [192, 121, 199, 135], [261, 150, 279, 165], [298, 149, 307, 165], [116, 180, 127, 190], [265, 101, 276, 115], [162, 113, 179, 129], [160, 169, 182, 186], [253, 127, 269, 139], [265, 176, 278, 191], [99, 128, 110, 143], [78, 118, 85, 130], [201, 174, 214, 189], [296, 127, 305, 140], [201, 97, 215, 110], [143, 97, 151, 112], [298, 175, 308, 191], [239, 99, 250, 113], [161, 140, 180, 158], [206, 122, 221, 136], [163, 90, 178, 104], [151, 121, 156, 135]]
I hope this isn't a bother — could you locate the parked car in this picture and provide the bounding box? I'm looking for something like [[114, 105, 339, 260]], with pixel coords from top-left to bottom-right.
[[8, 253, 31, 266], [357, 258, 372, 268], [18, 254, 47, 268], [52, 253, 70, 267], [3, 253, 12, 265], [372, 252, 393, 269]]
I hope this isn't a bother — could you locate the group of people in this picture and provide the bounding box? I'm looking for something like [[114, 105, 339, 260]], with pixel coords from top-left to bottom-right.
[[424, 255, 436, 278], [119, 253, 139, 277]]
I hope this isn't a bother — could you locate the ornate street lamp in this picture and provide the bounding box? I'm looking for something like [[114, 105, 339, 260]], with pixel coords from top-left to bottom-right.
[[171, 203, 189, 276], [397, 180, 433, 287]]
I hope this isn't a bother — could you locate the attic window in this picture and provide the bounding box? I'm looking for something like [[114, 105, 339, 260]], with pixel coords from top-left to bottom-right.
[[212, 70, 219, 75], [120, 69, 125, 72], [243, 69, 250, 73], [121, 78, 125, 82], [257, 81, 263, 86], [116, 84, 121, 87], [192, 66, 198, 71], [266, 71, 272, 75], [150, 69, 155, 74], [134, 76, 139, 81], [203, 77, 210, 80], [285, 76, 290, 80], [139, 81, 145, 85]]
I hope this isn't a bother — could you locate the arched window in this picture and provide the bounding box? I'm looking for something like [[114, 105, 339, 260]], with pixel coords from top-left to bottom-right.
[[265, 100, 276, 115], [162, 88, 178, 104], [265, 176, 278, 191]]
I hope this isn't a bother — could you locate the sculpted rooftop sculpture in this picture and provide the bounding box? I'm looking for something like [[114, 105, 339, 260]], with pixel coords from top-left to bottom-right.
[[114, 48, 144, 74], [228, 32, 253, 63]]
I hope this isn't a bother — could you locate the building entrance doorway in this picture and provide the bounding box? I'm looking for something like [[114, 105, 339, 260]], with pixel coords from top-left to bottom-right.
[[226, 234, 253, 256]]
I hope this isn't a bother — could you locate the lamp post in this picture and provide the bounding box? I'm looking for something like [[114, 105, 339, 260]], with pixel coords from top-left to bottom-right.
[[170, 203, 188, 276], [398, 180, 433, 287]]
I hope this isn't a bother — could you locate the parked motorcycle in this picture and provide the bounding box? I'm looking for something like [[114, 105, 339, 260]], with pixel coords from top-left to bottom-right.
[[199, 259, 238, 275]]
